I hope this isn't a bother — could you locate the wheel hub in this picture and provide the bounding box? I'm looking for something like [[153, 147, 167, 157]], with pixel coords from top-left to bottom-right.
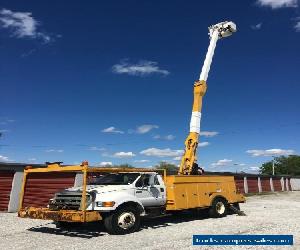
[[216, 201, 225, 214], [117, 212, 136, 230]]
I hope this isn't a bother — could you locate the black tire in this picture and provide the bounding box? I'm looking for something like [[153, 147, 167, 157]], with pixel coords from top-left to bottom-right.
[[103, 206, 140, 235], [208, 197, 228, 218]]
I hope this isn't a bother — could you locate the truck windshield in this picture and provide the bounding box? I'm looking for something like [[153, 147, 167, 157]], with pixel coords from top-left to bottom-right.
[[89, 173, 140, 185]]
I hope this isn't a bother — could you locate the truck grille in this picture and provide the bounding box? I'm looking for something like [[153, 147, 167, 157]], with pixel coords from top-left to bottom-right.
[[49, 191, 92, 210]]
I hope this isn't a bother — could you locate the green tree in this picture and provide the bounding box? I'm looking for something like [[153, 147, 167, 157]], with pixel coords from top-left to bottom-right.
[[260, 155, 300, 175], [154, 161, 179, 174]]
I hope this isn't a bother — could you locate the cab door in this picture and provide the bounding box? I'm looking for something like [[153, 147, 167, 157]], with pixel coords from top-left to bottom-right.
[[150, 174, 166, 206], [135, 174, 165, 207]]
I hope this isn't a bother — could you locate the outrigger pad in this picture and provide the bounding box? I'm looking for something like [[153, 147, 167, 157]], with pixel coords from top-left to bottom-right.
[[229, 204, 246, 216]]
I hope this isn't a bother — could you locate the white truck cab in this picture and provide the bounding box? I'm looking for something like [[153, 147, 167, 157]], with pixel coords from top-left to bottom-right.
[[49, 172, 167, 234], [87, 172, 166, 211]]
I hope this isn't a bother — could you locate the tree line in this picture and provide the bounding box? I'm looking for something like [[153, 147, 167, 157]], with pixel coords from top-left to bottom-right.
[[260, 155, 300, 176]]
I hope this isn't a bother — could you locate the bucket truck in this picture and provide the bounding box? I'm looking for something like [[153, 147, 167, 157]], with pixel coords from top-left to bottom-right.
[[18, 21, 245, 235]]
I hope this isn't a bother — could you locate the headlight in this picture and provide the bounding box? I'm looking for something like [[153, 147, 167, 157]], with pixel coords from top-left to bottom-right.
[[96, 201, 115, 207]]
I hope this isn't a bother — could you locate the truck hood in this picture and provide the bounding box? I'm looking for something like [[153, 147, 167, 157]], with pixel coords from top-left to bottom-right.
[[66, 185, 133, 194]]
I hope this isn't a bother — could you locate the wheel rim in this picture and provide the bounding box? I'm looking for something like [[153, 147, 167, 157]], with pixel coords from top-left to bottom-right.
[[117, 212, 136, 230], [216, 201, 225, 214]]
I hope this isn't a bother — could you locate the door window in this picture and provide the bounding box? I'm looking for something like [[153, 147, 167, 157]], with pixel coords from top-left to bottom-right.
[[135, 174, 151, 187]]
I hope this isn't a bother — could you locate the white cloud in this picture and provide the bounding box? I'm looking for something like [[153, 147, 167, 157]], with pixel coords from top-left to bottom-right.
[[140, 148, 184, 157], [112, 59, 169, 76], [249, 166, 260, 171], [0, 8, 51, 42], [211, 159, 233, 167], [153, 134, 175, 140], [256, 0, 297, 9], [251, 23, 263, 30], [113, 151, 136, 158], [165, 134, 175, 140], [295, 21, 300, 32], [101, 126, 124, 134], [98, 161, 113, 166], [134, 159, 150, 163], [136, 124, 158, 134], [28, 158, 37, 161], [173, 156, 181, 161], [45, 149, 64, 153], [0, 155, 10, 162], [200, 131, 219, 137], [199, 141, 210, 147], [88, 146, 105, 151], [0, 118, 15, 125], [21, 48, 36, 58], [246, 148, 294, 157]]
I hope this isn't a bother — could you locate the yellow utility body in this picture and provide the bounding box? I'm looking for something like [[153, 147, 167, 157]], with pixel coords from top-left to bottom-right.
[[165, 175, 244, 210]]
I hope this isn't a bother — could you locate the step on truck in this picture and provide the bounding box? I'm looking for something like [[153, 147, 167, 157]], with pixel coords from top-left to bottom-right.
[[18, 162, 245, 235]]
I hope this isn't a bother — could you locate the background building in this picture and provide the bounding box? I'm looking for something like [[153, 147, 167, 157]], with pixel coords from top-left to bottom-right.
[[0, 162, 299, 212]]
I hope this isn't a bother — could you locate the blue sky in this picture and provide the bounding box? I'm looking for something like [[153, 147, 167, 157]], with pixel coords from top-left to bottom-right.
[[0, 0, 300, 172]]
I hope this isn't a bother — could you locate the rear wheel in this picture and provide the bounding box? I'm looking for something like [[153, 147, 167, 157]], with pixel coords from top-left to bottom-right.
[[209, 197, 228, 218], [103, 206, 140, 235]]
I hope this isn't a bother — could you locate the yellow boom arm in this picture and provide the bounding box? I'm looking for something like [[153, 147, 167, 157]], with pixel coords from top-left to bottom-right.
[[179, 80, 207, 175], [178, 21, 237, 175]]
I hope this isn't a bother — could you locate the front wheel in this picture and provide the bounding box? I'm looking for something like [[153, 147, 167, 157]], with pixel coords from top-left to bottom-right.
[[209, 197, 228, 218], [103, 206, 141, 235]]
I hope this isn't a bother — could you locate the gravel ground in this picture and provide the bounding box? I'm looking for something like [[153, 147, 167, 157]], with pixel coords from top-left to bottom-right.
[[0, 191, 299, 250]]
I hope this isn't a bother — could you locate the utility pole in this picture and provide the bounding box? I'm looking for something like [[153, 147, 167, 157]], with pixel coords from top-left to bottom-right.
[[272, 156, 275, 175], [234, 163, 239, 174]]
